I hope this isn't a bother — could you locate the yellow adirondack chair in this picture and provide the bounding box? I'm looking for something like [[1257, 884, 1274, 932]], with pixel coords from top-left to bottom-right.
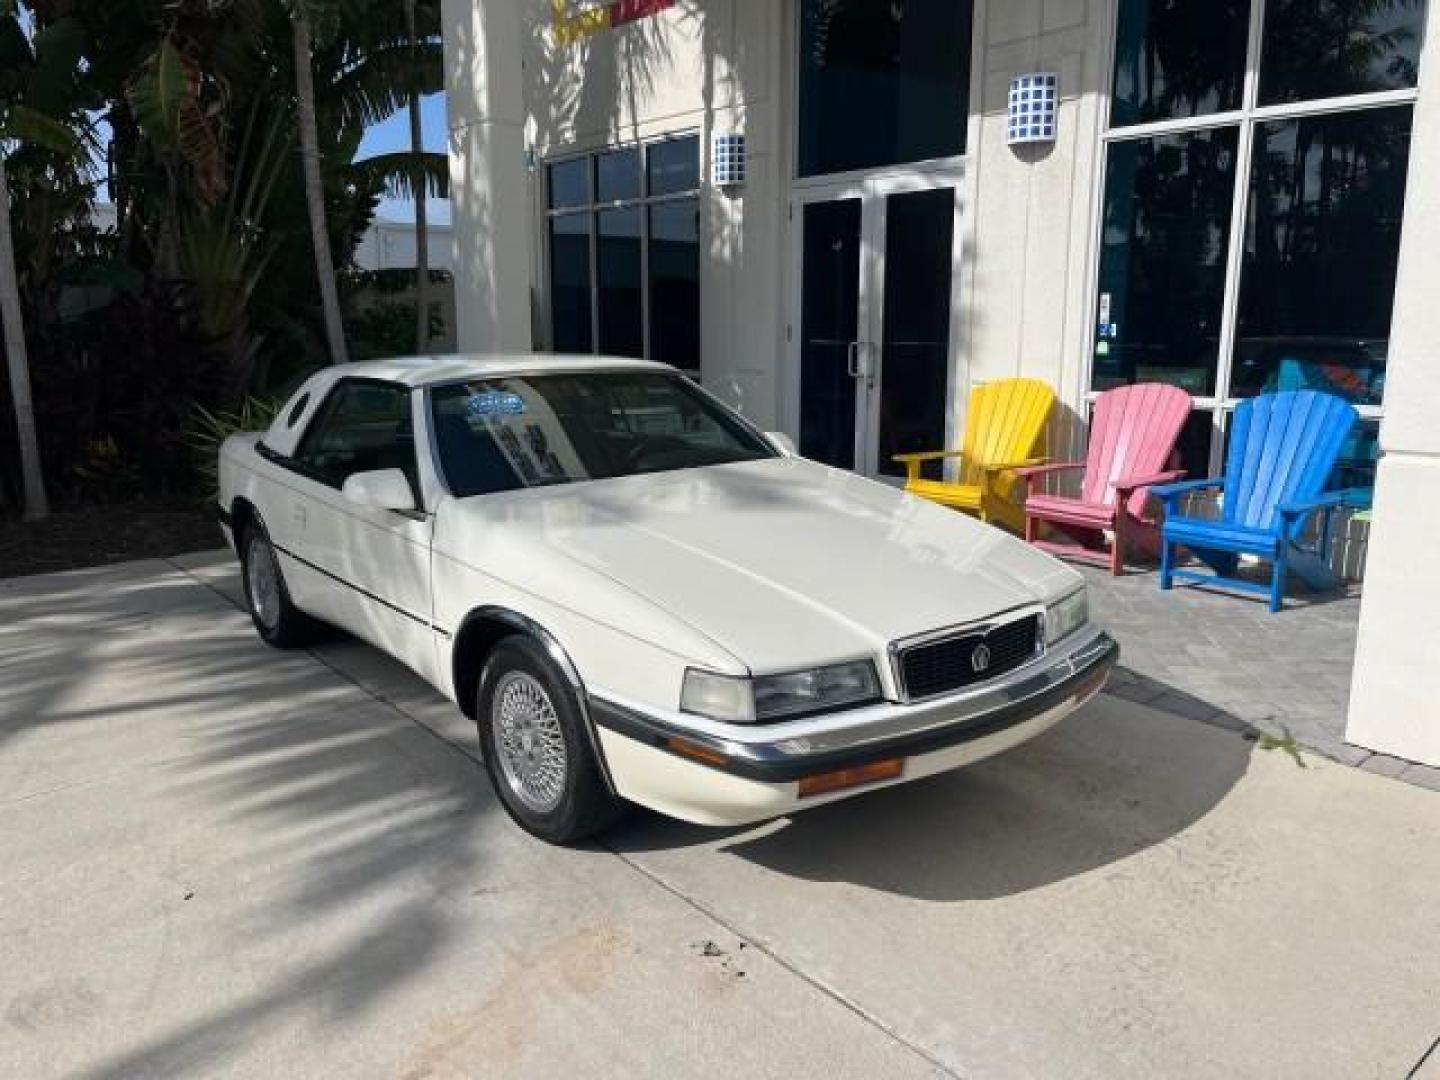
[[894, 378, 1055, 532]]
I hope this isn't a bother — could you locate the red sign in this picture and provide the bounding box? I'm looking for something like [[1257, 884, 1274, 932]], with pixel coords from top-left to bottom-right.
[[553, 0, 677, 45], [610, 0, 676, 26]]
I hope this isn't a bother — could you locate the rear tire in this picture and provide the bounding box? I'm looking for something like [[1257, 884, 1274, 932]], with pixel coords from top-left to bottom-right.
[[238, 516, 320, 649], [477, 636, 622, 844]]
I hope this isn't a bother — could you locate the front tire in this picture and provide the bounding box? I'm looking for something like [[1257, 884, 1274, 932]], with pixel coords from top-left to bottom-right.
[[477, 636, 621, 844], [239, 517, 318, 648]]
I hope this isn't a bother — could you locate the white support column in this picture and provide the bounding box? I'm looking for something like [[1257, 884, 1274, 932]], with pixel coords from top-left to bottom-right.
[[1345, 3, 1440, 766], [442, 0, 535, 352]]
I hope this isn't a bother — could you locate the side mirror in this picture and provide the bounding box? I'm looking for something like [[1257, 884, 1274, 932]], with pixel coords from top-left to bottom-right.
[[765, 431, 798, 456], [342, 469, 418, 514]]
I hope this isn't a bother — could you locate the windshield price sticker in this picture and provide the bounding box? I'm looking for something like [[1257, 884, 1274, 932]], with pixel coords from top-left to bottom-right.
[[466, 392, 527, 419]]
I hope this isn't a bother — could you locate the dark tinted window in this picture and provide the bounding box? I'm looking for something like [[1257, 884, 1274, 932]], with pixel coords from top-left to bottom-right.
[[647, 136, 700, 195], [649, 200, 701, 373], [295, 382, 415, 489], [286, 393, 311, 428], [549, 213, 593, 352], [1094, 128, 1239, 396], [798, 0, 974, 176], [798, 199, 862, 469], [430, 373, 775, 496], [1111, 0, 1251, 127], [596, 207, 644, 357], [1231, 107, 1412, 406], [596, 147, 641, 202], [548, 158, 589, 209], [876, 188, 953, 477], [1260, 0, 1427, 105]]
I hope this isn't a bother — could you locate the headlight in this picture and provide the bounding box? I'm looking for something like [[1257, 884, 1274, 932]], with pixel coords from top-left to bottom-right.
[[1045, 586, 1089, 645], [681, 661, 881, 724], [753, 660, 880, 721], [680, 670, 755, 724]]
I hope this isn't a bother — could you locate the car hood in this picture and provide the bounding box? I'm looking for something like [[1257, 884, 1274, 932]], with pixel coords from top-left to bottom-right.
[[441, 457, 1081, 673]]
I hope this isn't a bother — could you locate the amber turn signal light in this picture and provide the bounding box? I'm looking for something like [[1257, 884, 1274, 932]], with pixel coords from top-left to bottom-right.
[[666, 737, 731, 768], [797, 758, 904, 798]]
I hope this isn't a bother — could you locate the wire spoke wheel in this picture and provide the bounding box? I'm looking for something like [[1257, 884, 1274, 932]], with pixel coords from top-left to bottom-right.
[[246, 532, 282, 631], [491, 671, 569, 813]]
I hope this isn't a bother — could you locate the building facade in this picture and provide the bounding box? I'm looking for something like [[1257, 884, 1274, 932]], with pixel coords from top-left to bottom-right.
[[443, 0, 1438, 765]]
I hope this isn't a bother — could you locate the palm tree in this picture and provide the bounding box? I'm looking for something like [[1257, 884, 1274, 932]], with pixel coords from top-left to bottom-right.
[[288, 0, 349, 365], [0, 144, 47, 518], [405, 0, 429, 353], [0, 0, 86, 521]]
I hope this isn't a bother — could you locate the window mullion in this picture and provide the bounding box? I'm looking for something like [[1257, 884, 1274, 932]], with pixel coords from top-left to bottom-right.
[[1208, 0, 1267, 435], [1243, 0, 1267, 112], [640, 200, 652, 362], [588, 208, 600, 357]]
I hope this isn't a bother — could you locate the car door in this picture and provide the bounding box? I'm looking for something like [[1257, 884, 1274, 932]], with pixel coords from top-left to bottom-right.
[[280, 378, 440, 684]]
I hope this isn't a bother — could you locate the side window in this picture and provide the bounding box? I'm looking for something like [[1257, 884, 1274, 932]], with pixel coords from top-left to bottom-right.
[[294, 381, 417, 490], [286, 393, 311, 429]]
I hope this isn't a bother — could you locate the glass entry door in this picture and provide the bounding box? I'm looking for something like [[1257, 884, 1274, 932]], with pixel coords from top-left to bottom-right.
[[794, 176, 960, 478]]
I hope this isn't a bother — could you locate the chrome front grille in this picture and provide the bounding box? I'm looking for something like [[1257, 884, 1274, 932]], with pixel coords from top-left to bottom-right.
[[894, 614, 1044, 701]]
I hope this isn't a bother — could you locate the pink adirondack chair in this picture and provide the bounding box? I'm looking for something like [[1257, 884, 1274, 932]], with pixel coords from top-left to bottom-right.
[[1018, 383, 1192, 575]]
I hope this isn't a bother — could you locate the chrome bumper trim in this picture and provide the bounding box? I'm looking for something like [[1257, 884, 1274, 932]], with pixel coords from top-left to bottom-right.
[[590, 629, 1118, 783]]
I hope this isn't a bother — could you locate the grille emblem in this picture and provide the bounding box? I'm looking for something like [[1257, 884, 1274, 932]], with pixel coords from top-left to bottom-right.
[[971, 643, 992, 674]]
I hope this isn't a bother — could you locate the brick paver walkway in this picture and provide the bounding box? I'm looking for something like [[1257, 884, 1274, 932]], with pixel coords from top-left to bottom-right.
[[1082, 564, 1440, 790]]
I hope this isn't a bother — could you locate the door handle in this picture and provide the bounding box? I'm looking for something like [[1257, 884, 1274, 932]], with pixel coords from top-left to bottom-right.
[[847, 341, 862, 378]]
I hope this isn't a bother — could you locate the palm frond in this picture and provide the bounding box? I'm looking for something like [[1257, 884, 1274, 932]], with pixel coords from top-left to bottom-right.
[[348, 150, 448, 200], [329, 39, 441, 128], [2, 102, 79, 155]]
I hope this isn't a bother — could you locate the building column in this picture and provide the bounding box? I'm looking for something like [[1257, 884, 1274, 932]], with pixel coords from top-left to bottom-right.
[[1344, 2, 1440, 766], [442, 0, 534, 352]]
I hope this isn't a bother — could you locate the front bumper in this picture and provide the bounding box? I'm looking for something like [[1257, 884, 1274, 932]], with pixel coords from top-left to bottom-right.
[[589, 627, 1117, 822]]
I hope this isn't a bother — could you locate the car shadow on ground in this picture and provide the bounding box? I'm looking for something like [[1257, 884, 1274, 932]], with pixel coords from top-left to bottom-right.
[[607, 686, 1255, 902], [161, 552, 1257, 908]]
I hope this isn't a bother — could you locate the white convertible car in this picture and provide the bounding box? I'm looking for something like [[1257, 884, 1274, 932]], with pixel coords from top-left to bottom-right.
[[218, 355, 1116, 843]]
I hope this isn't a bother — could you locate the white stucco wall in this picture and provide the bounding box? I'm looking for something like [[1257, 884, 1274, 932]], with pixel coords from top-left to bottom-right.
[[1345, 0, 1440, 766], [444, 0, 535, 352], [961, 0, 1110, 454]]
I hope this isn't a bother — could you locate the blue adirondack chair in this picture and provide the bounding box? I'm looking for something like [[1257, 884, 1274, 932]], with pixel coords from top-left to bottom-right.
[[1152, 391, 1360, 612]]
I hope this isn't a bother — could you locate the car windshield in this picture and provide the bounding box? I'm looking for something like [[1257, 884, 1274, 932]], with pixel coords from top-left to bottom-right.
[[429, 371, 777, 496]]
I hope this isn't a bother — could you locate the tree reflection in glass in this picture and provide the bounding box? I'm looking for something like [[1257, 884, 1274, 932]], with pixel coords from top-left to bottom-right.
[[1232, 107, 1413, 406], [1260, 0, 1426, 105], [1094, 129, 1239, 395], [1112, 0, 1250, 126]]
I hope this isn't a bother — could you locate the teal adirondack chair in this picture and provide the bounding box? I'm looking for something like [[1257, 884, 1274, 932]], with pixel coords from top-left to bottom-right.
[[1152, 391, 1359, 612]]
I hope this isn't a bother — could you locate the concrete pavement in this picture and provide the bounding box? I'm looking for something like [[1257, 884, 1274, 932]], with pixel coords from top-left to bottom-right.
[[2, 552, 1438, 1079]]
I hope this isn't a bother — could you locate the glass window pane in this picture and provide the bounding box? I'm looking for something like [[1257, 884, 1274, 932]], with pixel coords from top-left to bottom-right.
[[877, 188, 954, 478], [648, 136, 700, 195], [799, 199, 863, 469], [1174, 408, 1219, 480], [798, 0, 974, 177], [549, 213, 592, 352], [1331, 419, 1379, 490], [548, 158, 589, 210], [596, 206, 644, 358], [1111, 0, 1250, 127], [295, 382, 415, 488], [1231, 108, 1412, 407], [596, 147, 641, 202], [649, 199, 700, 373], [1260, 0, 1427, 105], [1094, 128, 1239, 397]]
